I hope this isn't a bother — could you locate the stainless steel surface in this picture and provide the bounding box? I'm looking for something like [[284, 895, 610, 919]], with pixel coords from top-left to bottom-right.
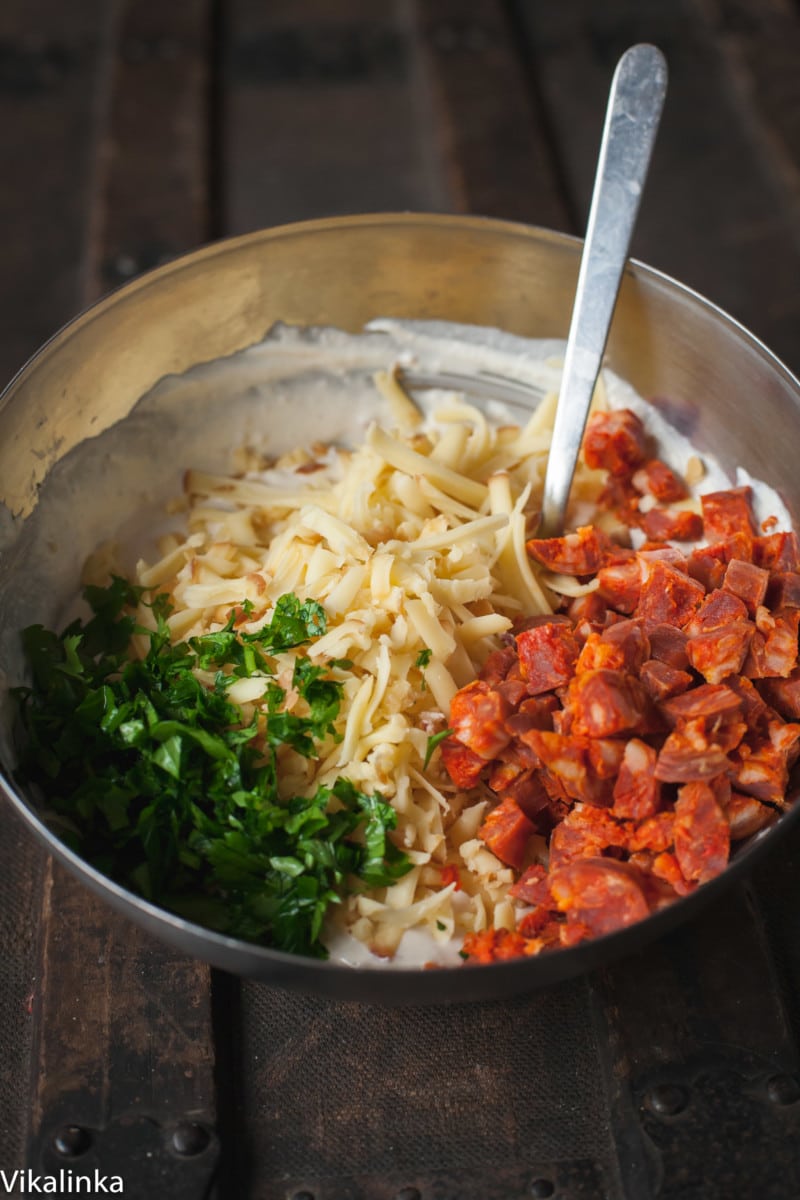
[[1, 212, 800, 1003], [540, 44, 668, 537]]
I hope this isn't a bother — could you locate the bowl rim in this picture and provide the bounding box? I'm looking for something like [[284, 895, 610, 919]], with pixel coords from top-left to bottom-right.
[[2, 210, 800, 1001]]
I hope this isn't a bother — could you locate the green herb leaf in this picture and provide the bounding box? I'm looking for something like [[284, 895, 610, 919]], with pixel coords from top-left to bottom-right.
[[423, 727, 454, 770], [13, 581, 409, 959]]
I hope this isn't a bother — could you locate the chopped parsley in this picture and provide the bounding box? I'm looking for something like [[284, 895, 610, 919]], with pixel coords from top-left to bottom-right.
[[415, 648, 432, 669], [12, 578, 410, 958], [423, 727, 454, 770]]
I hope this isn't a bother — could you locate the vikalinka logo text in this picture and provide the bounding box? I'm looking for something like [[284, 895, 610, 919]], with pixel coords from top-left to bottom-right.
[[0, 1170, 123, 1194]]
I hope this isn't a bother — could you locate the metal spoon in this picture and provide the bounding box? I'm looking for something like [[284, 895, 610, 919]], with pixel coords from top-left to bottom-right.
[[538, 43, 668, 537]]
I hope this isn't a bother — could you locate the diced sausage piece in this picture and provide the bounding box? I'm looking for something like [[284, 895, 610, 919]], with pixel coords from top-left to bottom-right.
[[632, 458, 689, 503], [506, 695, 559, 733], [498, 771, 551, 824], [661, 682, 743, 727], [646, 623, 690, 669], [478, 796, 535, 870], [673, 780, 730, 883], [701, 487, 758, 541], [576, 619, 650, 674], [744, 607, 800, 679], [439, 737, 486, 788], [496, 678, 528, 707], [526, 525, 607, 576], [723, 559, 769, 615], [640, 659, 694, 701], [627, 811, 676, 853], [758, 669, 800, 720], [638, 545, 689, 571], [479, 646, 517, 686], [549, 857, 651, 936], [461, 928, 539, 963], [635, 559, 705, 628], [687, 622, 755, 685], [612, 738, 661, 819], [518, 729, 615, 806], [726, 674, 772, 731], [549, 807, 628, 868], [651, 851, 695, 896], [685, 588, 749, 635], [687, 544, 727, 592], [566, 592, 609, 638], [449, 680, 513, 759], [583, 409, 649, 476], [487, 760, 524, 794], [565, 669, 656, 738], [508, 864, 550, 908], [730, 720, 800, 806], [516, 909, 562, 944], [598, 475, 644, 527], [516, 621, 580, 695], [597, 557, 642, 613], [655, 723, 734, 783], [641, 508, 704, 543], [720, 791, 776, 840], [753, 531, 800, 573], [766, 572, 800, 610]]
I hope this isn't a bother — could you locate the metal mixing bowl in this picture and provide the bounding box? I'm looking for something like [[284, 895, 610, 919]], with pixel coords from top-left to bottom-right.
[[1, 213, 798, 1003]]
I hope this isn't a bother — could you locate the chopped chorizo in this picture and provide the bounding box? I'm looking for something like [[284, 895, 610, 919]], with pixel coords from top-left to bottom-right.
[[549, 806, 629, 868], [479, 645, 518, 686], [461, 928, 540, 963], [684, 588, 749, 635], [632, 458, 689, 503], [729, 720, 800, 806], [518, 729, 616, 806], [508, 863, 550, 906], [686, 622, 755, 684], [450, 680, 513, 759], [526, 525, 607, 576], [758, 669, 800, 721], [744, 607, 800, 679], [673, 780, 730, 883], [628, 811, 676, 854], [440, 736, 486, 789], [635, 559, 705, 628], [612, 738, 661, 819], [576, 619, 649, 674], [655, 722, 734, 783], [720, 791, 775, 840], [723, 559, 769, 614], [753, 530, 800, 573], [597, 557, 642, 613], [498, 770, 551, 824], [766, 571, 800, 610], [565, 669, 656, 738], [645, 623, 690, 670], [548, 857, 651, 936], [701, 487, 758, 541], [583, 409, 649, 476], [642, 508, 704, 543], [640, 659, 694, 702], [478, 795, 535, 870], [660, 682, 743, 727], [515, 620, 580, 695]]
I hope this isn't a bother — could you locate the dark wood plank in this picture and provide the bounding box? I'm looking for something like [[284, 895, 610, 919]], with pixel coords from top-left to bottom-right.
[[511, 0, 800, 375], [0, 0, 114, 1172], [220, 0, 449, 233], [10, 3, 220, 1190], [413, 0, 572, 228], [86, 0, 213, 297], [0, 0, 113, 384]]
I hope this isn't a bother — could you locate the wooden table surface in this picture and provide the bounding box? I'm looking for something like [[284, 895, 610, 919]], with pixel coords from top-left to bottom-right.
[[1, 3, 800, 1198]]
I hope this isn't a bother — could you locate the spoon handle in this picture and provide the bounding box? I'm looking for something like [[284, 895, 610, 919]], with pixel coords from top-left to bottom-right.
[[539, 44, 668, 537]]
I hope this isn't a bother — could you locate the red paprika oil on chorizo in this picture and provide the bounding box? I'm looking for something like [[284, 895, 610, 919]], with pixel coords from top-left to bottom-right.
[[443, 408, 799, 964]]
